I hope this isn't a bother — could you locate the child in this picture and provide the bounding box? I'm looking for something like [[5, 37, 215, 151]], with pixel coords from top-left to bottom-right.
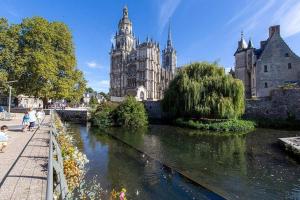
[[28, 108, 36, 131], [0, 125, 8, 153], [36, 109, 45, 127], [22, 111, 30, 132]]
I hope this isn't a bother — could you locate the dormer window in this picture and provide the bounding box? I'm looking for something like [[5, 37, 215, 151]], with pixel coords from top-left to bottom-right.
[[264, 65, 268, 72], [285, 53, 290, 57], [288, 63, 292, 69]]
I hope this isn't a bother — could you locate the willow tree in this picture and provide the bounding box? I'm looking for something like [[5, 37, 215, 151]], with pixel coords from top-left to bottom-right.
[[162, 62, 245, 119]]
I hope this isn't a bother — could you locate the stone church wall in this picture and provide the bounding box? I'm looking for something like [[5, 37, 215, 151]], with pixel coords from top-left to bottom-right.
[[244, 88, 300, 120]]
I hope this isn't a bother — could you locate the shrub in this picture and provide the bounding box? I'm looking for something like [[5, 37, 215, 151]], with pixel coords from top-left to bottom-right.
[[91, 102, 118, 128], [175, 118, 256, 132], [162, 62, 245, 119], [115, 96, 148, 128]]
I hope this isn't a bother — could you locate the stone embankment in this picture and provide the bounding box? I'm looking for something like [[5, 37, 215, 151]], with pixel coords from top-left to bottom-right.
[[279, 137, 300, 157], [245, 88, 300, 120]]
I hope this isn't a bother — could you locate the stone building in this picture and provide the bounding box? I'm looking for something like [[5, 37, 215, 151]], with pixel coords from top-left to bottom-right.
[[234, 25, 300, 98], [109, 6, 176, 101]]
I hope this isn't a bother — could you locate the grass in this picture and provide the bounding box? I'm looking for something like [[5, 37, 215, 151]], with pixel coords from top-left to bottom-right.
[[175, 118, 256, 132]]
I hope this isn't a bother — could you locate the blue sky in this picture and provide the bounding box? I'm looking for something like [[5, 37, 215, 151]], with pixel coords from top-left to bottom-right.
[[1, 0, 300, 93]]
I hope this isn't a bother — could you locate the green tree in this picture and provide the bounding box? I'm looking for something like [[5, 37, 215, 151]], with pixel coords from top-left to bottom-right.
[[162, 62, 245, 119], [0, 18, 23, 84], [85, 87, 94, 93], [115, 96, 148, 128], [99, 92, 110, 101], [0, 17, 86, 106], [89, 95, 98, 105]]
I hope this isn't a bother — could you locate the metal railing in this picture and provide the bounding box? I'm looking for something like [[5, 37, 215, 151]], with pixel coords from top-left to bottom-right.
[[46, 110, 68, 200]]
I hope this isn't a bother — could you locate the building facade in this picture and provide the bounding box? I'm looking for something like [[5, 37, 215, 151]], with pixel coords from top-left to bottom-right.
[[109, 6, 176, 101], [234, 25, 300, 98]]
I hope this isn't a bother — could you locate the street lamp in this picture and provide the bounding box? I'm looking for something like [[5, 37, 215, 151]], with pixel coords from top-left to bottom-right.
[[6, 81, 17, 114]]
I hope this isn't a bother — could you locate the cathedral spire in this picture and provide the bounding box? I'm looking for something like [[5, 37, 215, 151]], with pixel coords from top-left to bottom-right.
[[248, 38, 254, 49], [123, 5, 128, 18], [167, 23, 173, 48]]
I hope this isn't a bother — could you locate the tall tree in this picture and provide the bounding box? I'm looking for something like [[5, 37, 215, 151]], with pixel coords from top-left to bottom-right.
[[0, 17, 86, 105], [162, 62, 245, 119]]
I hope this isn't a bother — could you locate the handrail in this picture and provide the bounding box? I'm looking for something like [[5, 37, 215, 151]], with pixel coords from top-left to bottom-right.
[[46, 130, 53, 200], [46, 110, 69, 200]]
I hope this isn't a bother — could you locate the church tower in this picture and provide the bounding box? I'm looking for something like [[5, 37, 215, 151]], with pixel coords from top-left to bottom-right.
[[115, 6, 135, 52], [234, 32, 252, 98], [162, 24, 176, 74], [110, 6, 136, 97]]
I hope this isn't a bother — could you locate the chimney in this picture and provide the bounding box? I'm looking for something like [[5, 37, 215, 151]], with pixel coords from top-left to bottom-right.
[[269, 25, 280, 38]]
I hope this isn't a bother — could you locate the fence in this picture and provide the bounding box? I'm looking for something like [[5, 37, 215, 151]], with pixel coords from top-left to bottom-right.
[[46, 110, 68, 200]]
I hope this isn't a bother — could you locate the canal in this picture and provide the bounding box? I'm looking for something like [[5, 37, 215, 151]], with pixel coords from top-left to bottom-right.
[[68, 124, 300, 200]]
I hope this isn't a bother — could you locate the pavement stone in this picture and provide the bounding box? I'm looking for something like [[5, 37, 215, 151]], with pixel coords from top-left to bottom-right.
[[0, 114, 50, 200]]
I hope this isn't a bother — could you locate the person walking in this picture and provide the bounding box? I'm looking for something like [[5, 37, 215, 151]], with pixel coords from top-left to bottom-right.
[[36, 109, 45, 127], [22, 111, 30, 132], [28, 108, 37, 131]]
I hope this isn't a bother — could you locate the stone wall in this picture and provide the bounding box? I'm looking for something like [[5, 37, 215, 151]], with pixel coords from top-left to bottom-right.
[[55, 109, 88, 124], [245, 88, 300, 120], [144, 101, 163, 120]]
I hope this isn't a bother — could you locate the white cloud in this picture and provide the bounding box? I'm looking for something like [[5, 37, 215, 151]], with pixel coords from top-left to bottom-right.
[[86, 61, 102, 69], [99, 80, 109, 86], [225, 0, 300, 38], [87, 80, 109, 92], [158, 0, 181, 33], [242, 0, 276, 33], [278, 1, 300, 38], [225, 1, 256, 26]]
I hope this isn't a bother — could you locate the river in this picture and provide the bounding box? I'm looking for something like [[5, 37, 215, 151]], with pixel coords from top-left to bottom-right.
[[68, 124, 300, 200]]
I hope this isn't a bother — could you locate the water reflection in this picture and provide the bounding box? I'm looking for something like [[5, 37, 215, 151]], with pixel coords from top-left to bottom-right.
[[69, 124, 223, 200], [107, 126, 300, 200]]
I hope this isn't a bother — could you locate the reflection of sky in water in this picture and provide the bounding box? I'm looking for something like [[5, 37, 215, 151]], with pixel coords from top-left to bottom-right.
[[107, 126, 300, 200], [68, 124, 300, 200], [69, 124, 223, 200]]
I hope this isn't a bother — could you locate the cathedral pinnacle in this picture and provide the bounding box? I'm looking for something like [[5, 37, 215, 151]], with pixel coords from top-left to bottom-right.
[[123, 5, 128, 18], [239, 30, 248, 50], [167, 23, 173, 48]]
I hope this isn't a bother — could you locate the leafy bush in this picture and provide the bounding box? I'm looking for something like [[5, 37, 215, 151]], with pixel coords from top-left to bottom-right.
[[115, 96, 148, 128], [91, 102, 118, 128], [91, 97, 148, 129], [175, 118, 256, 132], [162, 62, 245, 119]]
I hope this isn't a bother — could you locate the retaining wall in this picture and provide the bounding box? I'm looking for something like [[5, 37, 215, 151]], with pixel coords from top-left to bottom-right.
[[245, 88, 300, 120]]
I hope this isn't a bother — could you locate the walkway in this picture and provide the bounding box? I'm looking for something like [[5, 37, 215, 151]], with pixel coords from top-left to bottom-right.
[[0, 113, 50, 200]]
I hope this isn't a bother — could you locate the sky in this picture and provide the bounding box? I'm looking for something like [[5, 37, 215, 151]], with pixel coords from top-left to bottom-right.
[[1, 0, 300, 93]]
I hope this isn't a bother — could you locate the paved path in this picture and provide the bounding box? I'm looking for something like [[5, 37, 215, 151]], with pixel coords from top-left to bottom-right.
[[0, 114, 50, 200]]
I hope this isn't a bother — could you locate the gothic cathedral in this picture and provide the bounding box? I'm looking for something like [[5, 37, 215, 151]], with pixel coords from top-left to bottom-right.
[[109, 6, 176, 101]]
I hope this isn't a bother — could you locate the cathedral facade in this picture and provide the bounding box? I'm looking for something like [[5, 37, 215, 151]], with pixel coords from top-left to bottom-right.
[[234, 25, 300, 98], [109, 6, 176, 101]]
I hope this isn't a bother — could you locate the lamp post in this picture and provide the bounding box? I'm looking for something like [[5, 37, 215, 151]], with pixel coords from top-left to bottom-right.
[[6, 81, 17, 114]]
